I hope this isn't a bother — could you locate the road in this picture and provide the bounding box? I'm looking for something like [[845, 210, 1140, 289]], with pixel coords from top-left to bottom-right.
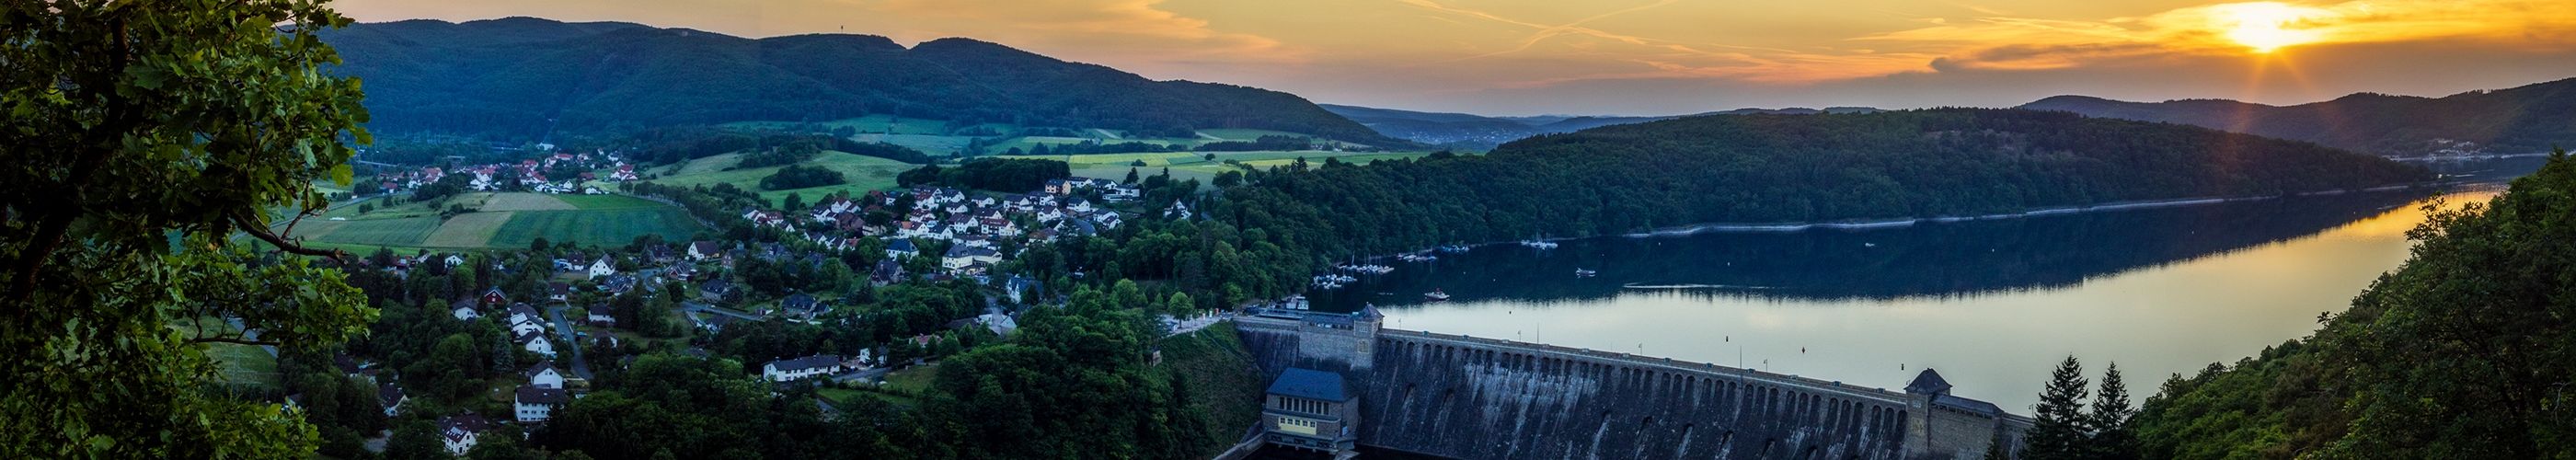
[[543, 305, 595, 381]]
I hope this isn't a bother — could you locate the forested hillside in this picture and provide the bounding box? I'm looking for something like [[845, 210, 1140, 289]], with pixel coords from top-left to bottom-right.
[[2127, 151, 2576, 458], [321, 17, 1397, 144], [2021, 77, 2576, 156], [1215, 109, 2428, 258]]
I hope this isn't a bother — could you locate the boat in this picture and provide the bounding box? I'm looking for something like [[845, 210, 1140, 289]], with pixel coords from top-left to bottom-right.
[[1423, 289, 1451, 302], [1574, 269, 1597, 278], [1436, 245, 1471, 254], [1520, 239, 1558, 249]]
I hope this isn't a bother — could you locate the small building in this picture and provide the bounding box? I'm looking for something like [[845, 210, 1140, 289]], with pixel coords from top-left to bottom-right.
[[512, 385, 568, 423], [699, 279, 736, 302], [885, 239, 918, 259], [517, 330, 556, 358], [762, 354, 843, 382], [377, 383, 407, 417], [688, 241, 722, 260], [587, 258, 616, 279], [1261, 368, 1360, 453], [585, 305, 616, 326], [437, 413, 489, 455], [451, 305, 482, 321], [524, 362, 565, 389]]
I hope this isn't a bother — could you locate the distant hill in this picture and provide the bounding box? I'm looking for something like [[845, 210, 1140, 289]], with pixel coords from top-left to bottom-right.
[[1320, 104, 1877, 149], [1230, 109, 2431, 256], [322, 17, 1401, 144], [2018, 77, 2576, 156]]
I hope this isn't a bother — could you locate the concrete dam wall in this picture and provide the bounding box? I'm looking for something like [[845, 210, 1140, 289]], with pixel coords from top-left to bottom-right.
[[1236, 315, 2028, 459]]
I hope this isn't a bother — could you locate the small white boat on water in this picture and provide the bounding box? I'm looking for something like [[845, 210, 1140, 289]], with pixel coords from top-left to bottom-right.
[[1574, 269, 1597, 278], [1422, 289, 1452, 302]]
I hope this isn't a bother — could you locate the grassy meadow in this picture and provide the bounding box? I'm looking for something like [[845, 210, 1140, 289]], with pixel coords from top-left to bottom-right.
[[280, 192, 707, 251], [643, 151, 915, 207]]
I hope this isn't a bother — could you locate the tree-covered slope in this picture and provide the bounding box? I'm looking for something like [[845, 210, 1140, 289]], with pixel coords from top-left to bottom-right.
[[321, 17, 1398, 144], [1226, 109, 2431, 257], [2021, 77, 2576, 156], [2130, 151, 2576, 458]]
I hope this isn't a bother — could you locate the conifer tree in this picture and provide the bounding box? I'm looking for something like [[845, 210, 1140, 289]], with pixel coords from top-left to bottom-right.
[[2089, 363, 2138, 459], [2024, 356, 2093, 459]]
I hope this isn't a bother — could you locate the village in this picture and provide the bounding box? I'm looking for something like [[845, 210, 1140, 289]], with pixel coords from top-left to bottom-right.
[[320, 150, 1186, 455]]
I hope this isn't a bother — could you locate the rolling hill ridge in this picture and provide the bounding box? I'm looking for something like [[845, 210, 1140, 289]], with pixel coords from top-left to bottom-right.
[[2019, 77, 2576, 156], [322, 17, 1400, 144]]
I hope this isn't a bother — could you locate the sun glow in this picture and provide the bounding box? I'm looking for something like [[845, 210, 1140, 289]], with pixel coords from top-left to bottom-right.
[[2218, 2, 2324, 53]]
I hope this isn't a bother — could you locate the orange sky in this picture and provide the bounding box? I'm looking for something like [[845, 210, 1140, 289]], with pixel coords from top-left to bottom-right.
[[334, 0, 2576, 116]]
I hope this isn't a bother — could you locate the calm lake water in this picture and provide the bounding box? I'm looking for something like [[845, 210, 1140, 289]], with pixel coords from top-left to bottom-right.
[[1307, 155, 2549, 411]]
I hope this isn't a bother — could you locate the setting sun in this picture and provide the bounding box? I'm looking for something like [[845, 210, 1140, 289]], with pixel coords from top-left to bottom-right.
[[2219, 2, 2325, 52]]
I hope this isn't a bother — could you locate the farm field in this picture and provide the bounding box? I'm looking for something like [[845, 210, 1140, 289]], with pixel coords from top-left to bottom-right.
[[647, 152, 914, 207], [284, 192, 707, 250]]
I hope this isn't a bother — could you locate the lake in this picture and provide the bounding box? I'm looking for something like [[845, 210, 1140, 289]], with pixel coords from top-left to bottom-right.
[[1304, 155, 2549, 411]]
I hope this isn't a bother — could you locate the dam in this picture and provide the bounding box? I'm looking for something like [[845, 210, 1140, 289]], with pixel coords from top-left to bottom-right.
[[1234, 306, 2032, 459]]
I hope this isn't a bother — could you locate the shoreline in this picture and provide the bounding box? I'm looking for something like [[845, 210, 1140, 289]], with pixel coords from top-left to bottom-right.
[[1617, 183, 2437, 237]]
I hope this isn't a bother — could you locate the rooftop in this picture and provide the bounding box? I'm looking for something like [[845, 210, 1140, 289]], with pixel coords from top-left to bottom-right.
[[1267, 368, 1351, 402]]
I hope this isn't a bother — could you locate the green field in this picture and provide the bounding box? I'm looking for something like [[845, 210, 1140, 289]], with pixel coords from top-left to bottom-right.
[[308, 216, 444, 247], [290, 192, 707, 250], [646, 152, 914, 207], [207, 343, 281, 390], [489, 208, 706, 248]]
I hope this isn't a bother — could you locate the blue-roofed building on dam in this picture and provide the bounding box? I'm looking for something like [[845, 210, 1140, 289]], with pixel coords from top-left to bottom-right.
[[1263, 367, 1360, 454]]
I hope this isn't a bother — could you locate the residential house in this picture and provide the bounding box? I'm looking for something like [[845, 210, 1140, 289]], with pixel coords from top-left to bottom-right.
[[451, 305, 483, 321], [512, 385, 567, 423], [480, 286, 508, 305], [762, 355, 843, 382], [781, 293, 822, 320], [688, 241, 723, 260], [699, 279, 735, 302], [524, 362, 565, 389], [942, 246, 1001, 270], [585, 305, 616, 326], [547, 282, 571, 302], [885, 239, 918, 259], [517, 330, 555, 358], [437, 414, 489, 455], [587, 258, 615, 279], [378, 383, 406, 417]]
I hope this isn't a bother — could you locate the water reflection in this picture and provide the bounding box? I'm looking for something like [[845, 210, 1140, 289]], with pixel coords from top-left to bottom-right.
[[1307, 156, 2542, 411]]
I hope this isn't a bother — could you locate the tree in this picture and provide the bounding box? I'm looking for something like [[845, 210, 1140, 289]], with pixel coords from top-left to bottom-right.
[[2088, 363, 2137, 460], [1125, 167, 1142, 184], [0, 1, 376, 456], [2024, 356, 2092, 459]]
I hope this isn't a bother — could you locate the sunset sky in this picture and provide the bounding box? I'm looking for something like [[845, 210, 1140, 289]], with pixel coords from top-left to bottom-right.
[[337, 0, 2576, 116]]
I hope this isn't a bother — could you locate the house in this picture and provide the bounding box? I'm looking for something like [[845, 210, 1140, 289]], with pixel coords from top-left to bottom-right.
[[688, 241, 723, 260], [524, 362, 565, 389], [870, 259, 906, 285], [885, 239, 918, 259], [512, 385, 567, 423], [547, 282, 571, 302], [978, 312, 1018, 336], [377, 383, 406, 417], [507, 304, 542, 324], [517, 330, 556, 358], [1261, 368, 1361, 452], [941, 246, 1001, 270], [437, 414, 489, 455], [699, 279, 735, 302], [781, 293, 822, 319], [585, 305, 616, 326], [480, 286, 508, 305], [443, 254, 466, 269], [451, 305, 482, 321], [762, 354, 843, 382], [587, 258, 615, 279], [1006, 276, 1044, 303]]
